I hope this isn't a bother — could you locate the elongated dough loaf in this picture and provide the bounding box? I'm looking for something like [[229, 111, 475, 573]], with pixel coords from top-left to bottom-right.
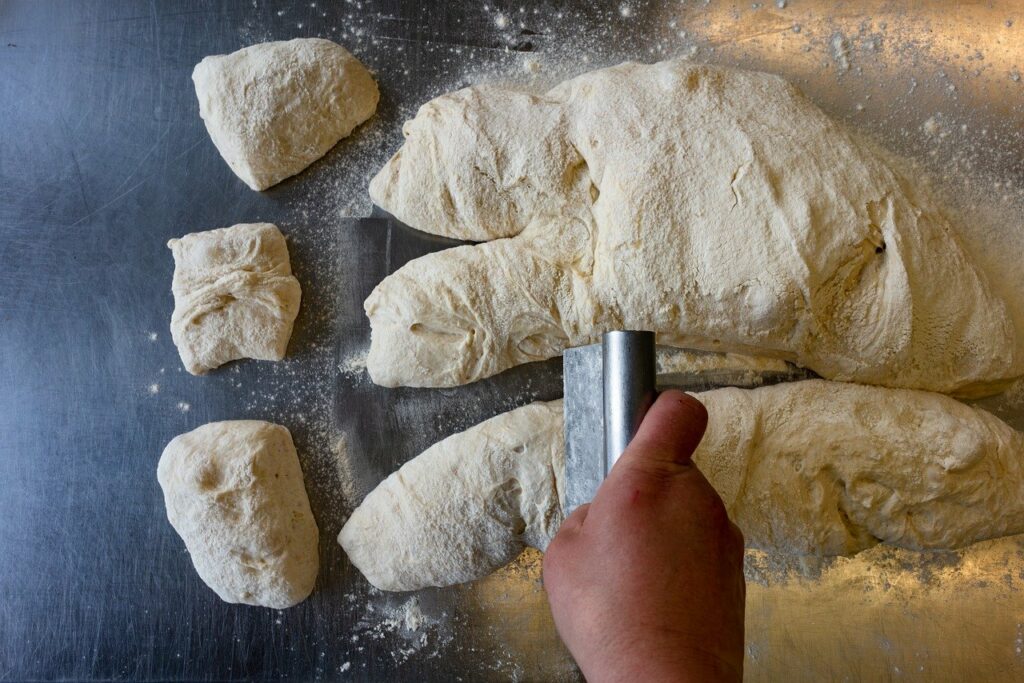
[[366, 60, 1018, 394], [340, 380, 1024, 591]]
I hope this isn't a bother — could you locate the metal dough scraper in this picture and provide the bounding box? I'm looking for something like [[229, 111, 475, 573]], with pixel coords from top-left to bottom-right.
[[562, 331, 815, 514]]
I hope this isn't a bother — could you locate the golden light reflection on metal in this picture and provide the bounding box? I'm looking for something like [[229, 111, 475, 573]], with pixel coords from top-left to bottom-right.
[[650, 0, 1023, 179], [468, 538, 1024, 681]]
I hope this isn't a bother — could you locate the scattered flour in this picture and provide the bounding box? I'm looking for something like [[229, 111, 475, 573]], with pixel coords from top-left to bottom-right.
[[332, 433, 362, 507], [399, 596, 424, 632], [830, 32, 851, 73], [338, 349, 368, 379], [347, 594, 451, 666]]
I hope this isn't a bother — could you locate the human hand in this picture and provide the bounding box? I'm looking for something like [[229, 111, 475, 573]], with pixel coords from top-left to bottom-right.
[[543, 390, 746, 682]]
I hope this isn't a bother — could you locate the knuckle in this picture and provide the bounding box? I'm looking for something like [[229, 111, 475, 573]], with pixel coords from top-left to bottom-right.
[[541, 547, 562, 577], [545, 533, 565, 557], [620, 459, 687, 491]]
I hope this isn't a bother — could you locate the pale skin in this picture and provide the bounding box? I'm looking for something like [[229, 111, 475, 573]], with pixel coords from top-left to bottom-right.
[[543, 391, 746, 682]]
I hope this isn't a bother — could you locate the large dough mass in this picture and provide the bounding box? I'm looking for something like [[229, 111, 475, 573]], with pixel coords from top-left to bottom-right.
[[366, 60, 1018, 394], [340, 380, 1024, 591], [193, 38, 378, 191], [158, 421, 319, 608]]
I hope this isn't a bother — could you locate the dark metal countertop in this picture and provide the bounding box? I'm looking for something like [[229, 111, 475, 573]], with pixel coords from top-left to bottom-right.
[[2, 1, 1023, 680]]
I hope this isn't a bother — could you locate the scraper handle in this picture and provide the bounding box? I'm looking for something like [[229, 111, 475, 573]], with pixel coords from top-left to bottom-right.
[[603, 330, 657, 475]]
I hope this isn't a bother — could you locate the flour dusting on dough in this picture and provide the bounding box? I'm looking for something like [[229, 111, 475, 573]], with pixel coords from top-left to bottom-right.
[[365, 60, 1019, 395]]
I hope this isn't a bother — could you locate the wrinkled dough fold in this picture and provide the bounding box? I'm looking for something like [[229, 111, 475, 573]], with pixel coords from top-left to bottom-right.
[[168, 223, 301, 374]]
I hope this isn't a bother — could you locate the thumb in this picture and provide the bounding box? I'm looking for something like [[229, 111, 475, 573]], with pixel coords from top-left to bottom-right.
[[614, 390, 708, 470]]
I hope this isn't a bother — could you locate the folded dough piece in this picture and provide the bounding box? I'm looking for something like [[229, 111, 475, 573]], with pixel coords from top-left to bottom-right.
[[366, 59, 1018, 395], [193, 38, 379, 191], [340, 402, 564, 591], [340, 380, 1024, 591], [158, 421, 319, 608], [168, 223, 301, 374]]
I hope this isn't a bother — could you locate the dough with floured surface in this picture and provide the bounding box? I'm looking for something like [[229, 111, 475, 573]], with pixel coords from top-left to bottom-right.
[[158, 420, 319, 608], [365, 59, 1018, 395], [193, 38, 378, 191], [168, 223, 301, 374], [339, 402, 563, 591], [340, 380, 1024, 591]]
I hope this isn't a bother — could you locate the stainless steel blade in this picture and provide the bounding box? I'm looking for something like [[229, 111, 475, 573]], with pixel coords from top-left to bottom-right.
[[563, 342, 605, 515], [563, 345, 816, 513]]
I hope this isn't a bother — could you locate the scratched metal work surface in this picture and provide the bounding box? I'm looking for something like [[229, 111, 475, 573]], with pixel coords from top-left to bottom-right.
[[1, 1, 1023, 681]]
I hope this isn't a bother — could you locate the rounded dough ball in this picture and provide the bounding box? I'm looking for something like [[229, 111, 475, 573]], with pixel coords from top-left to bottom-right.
[[157, 420, 319, 608]]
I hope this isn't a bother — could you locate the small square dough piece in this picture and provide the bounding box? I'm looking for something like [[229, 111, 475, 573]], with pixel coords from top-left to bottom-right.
[[193, 38, 379, 191], [158, 421, 319, 608], [168, 223, 301, 375]]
